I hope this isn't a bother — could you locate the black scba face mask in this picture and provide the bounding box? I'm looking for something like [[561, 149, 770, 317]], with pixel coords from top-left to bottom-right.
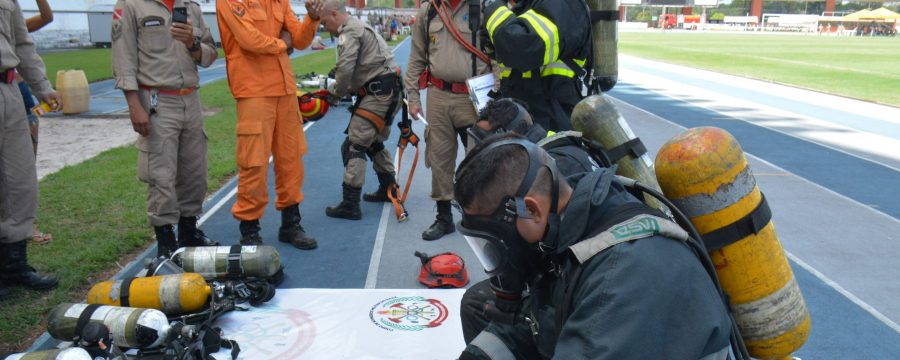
[[457, 139, 561, 300], [467, 100, 531, 145]]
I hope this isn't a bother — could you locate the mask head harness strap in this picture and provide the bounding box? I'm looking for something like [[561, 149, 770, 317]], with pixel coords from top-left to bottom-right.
[[467, 99, 531, 144]]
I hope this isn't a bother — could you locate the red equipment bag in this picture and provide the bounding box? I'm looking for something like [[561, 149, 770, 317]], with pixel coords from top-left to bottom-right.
[[414, 251, 469, 288]]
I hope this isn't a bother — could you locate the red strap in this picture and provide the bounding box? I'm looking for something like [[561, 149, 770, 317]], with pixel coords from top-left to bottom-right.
[[163, 0, 175, 12], [1, 69, 16, 84], [427, 73, 469, 94]]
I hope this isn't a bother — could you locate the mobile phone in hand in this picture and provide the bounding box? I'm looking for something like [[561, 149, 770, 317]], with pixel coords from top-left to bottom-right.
[[173, 7, 188, 23]]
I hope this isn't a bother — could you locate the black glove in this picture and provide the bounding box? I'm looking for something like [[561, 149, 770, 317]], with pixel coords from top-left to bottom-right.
[[478, 29, 495, 59], [482, 298, 524, 325]]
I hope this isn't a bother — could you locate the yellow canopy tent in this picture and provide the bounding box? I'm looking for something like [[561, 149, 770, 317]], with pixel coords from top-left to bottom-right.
[[868, 7, 900, 20], [843, 8, 900, 20], [843, 9, 874, 20]]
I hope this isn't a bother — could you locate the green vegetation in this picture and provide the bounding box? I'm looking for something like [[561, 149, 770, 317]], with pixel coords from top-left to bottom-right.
[[1, 40, 406, 353], [41, 48, 112, 84], [387, 33, 409, 47], [619, 32, 900, 107], [41, 47, 302, 85]]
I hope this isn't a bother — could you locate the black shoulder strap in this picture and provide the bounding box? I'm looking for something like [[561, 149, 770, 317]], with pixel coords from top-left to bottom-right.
[[605, 137, 647, 164], [425, 2, 438, 70], [227, 245, 243, 278], [75, 304, 104, 341], [700, 193, 772, 251], [120, 277, 135, 307], [468, 0, 480, 77]]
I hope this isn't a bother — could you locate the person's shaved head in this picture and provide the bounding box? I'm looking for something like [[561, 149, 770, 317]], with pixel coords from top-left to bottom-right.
[[320, 0, 349, 35]]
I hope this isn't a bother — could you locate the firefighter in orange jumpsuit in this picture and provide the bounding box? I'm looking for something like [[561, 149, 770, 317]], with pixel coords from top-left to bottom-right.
[[217, 0, 323, 249]]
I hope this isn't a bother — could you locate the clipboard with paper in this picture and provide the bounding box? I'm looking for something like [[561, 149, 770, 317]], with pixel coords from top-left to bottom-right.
[[466, 73, 496, 113]]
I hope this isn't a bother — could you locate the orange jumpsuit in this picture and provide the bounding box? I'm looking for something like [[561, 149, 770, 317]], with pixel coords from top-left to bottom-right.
[[216, 0, 319, 221]]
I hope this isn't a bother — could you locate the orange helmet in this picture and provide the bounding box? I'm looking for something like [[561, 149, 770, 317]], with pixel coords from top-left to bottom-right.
[[414, 252, 469, 288], [298, 91, 329, 122]]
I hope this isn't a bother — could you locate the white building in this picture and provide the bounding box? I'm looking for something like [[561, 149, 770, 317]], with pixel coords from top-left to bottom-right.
[[20, 0, 308, 48]]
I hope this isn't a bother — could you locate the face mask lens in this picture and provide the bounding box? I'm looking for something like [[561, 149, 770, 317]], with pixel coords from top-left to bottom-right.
[[463, 234, 504, 273]]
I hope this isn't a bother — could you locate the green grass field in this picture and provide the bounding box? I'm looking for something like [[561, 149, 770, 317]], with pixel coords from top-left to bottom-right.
[[619, 32, 900, 107], [40, 48, 113, 84], [39, 33, 400, 87], [0, 45, 358, 353]]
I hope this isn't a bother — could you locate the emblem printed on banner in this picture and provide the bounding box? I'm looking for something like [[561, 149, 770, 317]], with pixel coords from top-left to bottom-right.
[[216, 307, 316, 358], [369, 296, 449, 332]]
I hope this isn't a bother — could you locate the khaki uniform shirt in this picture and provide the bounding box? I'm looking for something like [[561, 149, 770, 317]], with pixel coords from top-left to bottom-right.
[[112, 0, 217, 91], [0, 0, 52, 97], [403, 1, 491, 107], [331, 17, 397, 98]]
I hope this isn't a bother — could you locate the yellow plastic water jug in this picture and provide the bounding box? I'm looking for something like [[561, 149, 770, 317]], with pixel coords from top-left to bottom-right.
[[55, 69, 90, 114]]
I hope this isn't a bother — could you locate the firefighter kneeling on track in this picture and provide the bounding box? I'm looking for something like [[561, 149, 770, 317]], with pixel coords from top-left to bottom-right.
[[318, 0, 401, 220], [455, 134, 739, 360]]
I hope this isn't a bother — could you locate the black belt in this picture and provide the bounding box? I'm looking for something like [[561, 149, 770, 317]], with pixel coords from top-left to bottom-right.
[[358, 72, 400, 97], [350, 71, 403, 131]]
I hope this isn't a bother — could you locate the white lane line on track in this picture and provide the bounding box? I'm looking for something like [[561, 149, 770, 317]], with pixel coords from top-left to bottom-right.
[[786, 251, 900, 334], [365, 145, 403, 289], [614, 95, 900, 226], [615, 76, 900, 174], [197, 120, 318, 226], [612, 95, 900, 334], [365, 36, 413, 289]]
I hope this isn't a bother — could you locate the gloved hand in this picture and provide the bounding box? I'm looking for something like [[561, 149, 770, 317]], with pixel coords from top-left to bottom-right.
[[319, 86, 340, 105], [477, 29, 495, 60], [482, 298, 524, 325]]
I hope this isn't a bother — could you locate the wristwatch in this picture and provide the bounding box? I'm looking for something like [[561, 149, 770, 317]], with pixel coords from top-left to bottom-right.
[[188, 36, 201, 52]]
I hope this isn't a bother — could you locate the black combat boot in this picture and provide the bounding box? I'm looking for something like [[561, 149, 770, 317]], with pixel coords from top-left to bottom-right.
[[422, 200, 456, 241], [325, 183, 362, 220], [363, 172, 396, 202], [239, 220, 263, 245], [154, 225, 178, 258], [0, 240, 58, 291], [279, 204, 318, 250], [178, 216, 219, 248]]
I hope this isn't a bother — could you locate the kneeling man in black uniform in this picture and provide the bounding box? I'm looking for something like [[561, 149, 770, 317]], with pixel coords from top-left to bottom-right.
[[455, 134, 735, 360]]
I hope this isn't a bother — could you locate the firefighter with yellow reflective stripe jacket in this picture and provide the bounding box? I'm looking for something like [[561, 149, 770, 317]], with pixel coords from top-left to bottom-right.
[[481, 0, 591, 131]]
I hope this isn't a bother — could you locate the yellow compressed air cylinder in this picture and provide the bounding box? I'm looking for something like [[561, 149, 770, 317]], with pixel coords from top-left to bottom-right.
[[655, 127, 809, 360], [86, 274, 210, 315]]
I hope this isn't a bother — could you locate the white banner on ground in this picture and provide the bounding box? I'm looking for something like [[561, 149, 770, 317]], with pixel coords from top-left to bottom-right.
[[212, 288, 467, 360]]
